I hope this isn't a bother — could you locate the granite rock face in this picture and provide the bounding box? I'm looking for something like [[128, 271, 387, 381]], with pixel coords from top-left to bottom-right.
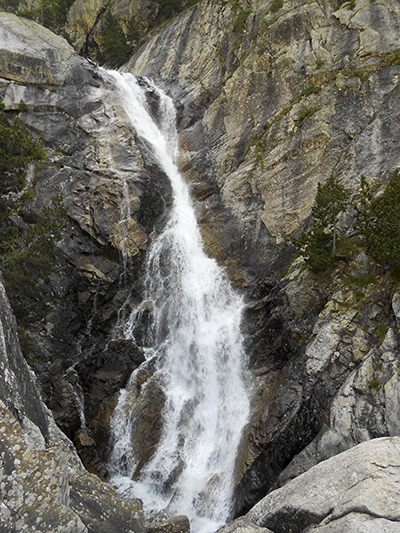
[[242, 437, 400, 533], [122, 0, 400, 514], [125, 0, 400, 272], [2, 4, 400, 532], [0, 12, 88, 84], [0, 274, 49, 440], [0, 13, 171, 477]]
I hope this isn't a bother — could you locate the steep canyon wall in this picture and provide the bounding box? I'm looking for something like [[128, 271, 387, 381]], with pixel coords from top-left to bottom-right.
[[2, 2, 400, 532]]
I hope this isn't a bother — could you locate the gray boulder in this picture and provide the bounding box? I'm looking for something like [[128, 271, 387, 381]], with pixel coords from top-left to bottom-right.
[[245, 437, 400, 533], [0, 12, 88, 85]]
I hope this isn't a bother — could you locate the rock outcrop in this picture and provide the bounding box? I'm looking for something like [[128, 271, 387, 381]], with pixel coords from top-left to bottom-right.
[[121, 0, 400, 514], [0, 12, 171, 473], [226, 437, 400, 533], [0, 12, 83, 84], [0, 273, 146, 532], [125, 0, 400, 272]]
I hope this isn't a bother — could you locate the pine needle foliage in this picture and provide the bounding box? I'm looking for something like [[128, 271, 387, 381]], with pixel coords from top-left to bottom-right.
[[97, 12, 132, 68], [297, 175, 348, 271], [355, 170, 400, 272], [1, 195, 68, 326], [0, 101, 46, 194]]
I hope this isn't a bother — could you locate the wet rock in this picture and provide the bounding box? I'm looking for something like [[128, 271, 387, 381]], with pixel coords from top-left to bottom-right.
[[78, 339, 145, 421], [107, 359, 166, 479], [3, 2, 400, 528], [0, 274, 146, 533], [73, 339, 146, 469], [0, 13, 171, 478]]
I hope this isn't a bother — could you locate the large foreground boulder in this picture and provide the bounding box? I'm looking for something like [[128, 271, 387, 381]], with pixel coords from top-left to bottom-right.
[[222, 437, 400, 533]]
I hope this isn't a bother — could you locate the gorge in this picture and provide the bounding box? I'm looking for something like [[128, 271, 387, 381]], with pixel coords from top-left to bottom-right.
[[1, 0, 400, 532]]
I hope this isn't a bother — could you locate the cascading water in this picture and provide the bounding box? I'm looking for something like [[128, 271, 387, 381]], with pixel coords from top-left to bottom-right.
[[106, 71, 251, 533]]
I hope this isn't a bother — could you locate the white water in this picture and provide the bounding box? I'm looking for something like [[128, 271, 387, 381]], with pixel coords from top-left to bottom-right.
[[107, 71, 251, 533]]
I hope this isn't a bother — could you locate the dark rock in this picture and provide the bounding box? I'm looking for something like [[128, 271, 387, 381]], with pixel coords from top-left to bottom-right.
[[0, 273, 49, 440], [0, 275, 147, 533]]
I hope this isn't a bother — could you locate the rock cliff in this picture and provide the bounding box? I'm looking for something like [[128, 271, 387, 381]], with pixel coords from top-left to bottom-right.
[[1, 2, 400, 532], [0, 9, 171, 474], [0, 273, 146, 532]]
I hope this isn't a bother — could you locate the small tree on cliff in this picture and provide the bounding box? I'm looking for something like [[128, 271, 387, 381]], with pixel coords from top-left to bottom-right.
[[355, 170, 400, 272], [98, 12, 131, 68], [297, 175, 348, 271]]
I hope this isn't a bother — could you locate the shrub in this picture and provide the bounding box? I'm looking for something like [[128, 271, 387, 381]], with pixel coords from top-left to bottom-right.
[[270, 0, 283, 13], [369, 375, 380, 391], [97, 12, 131, 68], [1, 194, 68, 326], [0, 100, 46, 194]]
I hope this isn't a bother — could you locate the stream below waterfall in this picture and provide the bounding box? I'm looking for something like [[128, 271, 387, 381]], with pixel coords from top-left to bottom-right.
[[105, 71, 251, 533]]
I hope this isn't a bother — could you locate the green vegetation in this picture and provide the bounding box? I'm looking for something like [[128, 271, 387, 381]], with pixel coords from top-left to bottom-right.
[[0, 101, 46, 194], [246, 84, 323, 176], [95, 0, 201, 66], [343, 273, 376, 288], [295, 169, 400, 277], [296, 176, 348, 271], [247, 134, 264, 167], [374, 322, 388, 343], [21, 188, 35, 201], [336, 0, 356, 9], [290, 330, 310, 348], [335, 234, 363, 257], [1, 194, 68, 326], [14, 0, 75, 33], [295, 106, 321, 127], [97, 12, 133, 68], [0, 99, 68, 327], [230, 1, 252, 33], [369, 375, 381, 391], [270, 0, 283, 13], [355, 171, 400, 273], [156, 0, 184, 20]]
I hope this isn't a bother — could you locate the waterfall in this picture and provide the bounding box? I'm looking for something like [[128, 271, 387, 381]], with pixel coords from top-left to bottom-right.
[[106, 71, 251, 533]]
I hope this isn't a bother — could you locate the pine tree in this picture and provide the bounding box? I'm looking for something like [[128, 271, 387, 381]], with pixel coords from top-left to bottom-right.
[[311, 175, 348, 256], [99, 12, 131, 68], [1, 194, 68, 325], [156, 0, 181, 20], [0, 101, 46, 193], [355, 170, 400, 272], [297, 175, 348, 271]]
